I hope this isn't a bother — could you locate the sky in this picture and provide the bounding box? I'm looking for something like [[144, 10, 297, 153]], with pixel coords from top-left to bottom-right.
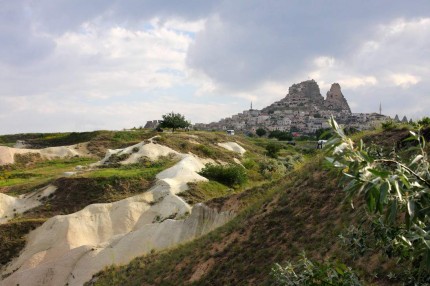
[[0, 0, 429, 134]]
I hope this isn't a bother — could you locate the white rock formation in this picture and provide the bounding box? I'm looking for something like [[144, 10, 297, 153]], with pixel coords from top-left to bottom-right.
[[96, 137, 179, 166], [1, 140, 236, 286], [217, 142, 246, 156], [0, 185, 57, 224], [0, 145, 85, 166]]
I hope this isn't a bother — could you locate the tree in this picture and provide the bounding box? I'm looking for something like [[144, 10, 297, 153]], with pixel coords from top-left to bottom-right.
[[256, 128, 267, 137], [326, 117, 430, 271], [418, 117, 430, 127], [159, 112, 191, 132], [315, 128, 332, 140], [268, 130, 293, 141]]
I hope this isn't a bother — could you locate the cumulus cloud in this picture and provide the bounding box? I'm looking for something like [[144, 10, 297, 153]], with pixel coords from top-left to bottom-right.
[[389, 73, 421, 88], [1, 1, 430, 133]]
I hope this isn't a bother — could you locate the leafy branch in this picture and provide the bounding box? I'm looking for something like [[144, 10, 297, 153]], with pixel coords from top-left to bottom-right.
[[325, 116, 430, 271]]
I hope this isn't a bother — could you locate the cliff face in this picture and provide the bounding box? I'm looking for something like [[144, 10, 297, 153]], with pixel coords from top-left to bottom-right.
[[324, 83, 351, 113], [286, 79, 324, 102], [262, 80, 350, 115], [262, 79, 325, 113]]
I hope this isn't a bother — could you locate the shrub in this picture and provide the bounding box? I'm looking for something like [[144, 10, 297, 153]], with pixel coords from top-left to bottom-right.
[[282, 154, 303, 170], [14, 153, 42, 166], [103, 152, 131, 167], [256, 128, 267, 137], [242, 158, 257, 170], [418, 117, 430, 127], [269, 130, 293, 141], [259, 159, 286, 179], [271, 253, 361, 286], [381, 120, 397, 130], [266, 142, 282, 158], [194, 145, 215, 157], [198, 163, 247, 187]]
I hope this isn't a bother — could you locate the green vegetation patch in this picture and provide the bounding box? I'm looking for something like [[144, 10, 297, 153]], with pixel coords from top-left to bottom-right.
[[0, 157, 97, 192], [86, 155, 178, 180], [179, 181, 231, 205], [0, 218, 46, 268], [153, 132, 239, 164], [86, 153, 412, 286], [198, 163, 248, 188]]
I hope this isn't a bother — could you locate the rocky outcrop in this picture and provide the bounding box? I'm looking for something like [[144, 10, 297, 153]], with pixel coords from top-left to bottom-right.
[[1, 140, 235, 286], [263, 79, 325, 113], [0, 145, 88, 166], [324, 83, 351, 113], [0, 185, 57, 224]]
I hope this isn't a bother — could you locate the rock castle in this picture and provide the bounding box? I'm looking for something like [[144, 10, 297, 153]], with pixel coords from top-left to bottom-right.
[[195, 79, 388, 134]]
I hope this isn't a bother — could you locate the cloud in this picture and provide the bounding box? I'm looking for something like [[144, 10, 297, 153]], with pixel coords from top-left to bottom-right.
[[0, 2, 55, 65], [389, 73, 421, 88], [1, 1, 430, 133]]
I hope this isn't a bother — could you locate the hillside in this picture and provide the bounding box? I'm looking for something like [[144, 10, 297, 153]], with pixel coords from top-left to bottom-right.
[[0, 129, 298, 286], [86, 125, 430, 286], [1, 126, 429, 285]]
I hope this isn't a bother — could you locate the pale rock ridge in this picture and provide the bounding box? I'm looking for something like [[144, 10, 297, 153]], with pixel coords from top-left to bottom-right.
[[0, 185, 57, 224], [0, 145, 85, 166], [96, 137, 179, 166], [1, 140, 236, 286], [217, 142, 246, 156]]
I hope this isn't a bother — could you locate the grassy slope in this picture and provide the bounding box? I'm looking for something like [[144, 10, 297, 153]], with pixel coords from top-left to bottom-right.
[[88, 157, 404, 286], [0, 158, 97, 193], [0, 130, 277, 272], [87, 127, 429, 286], [0, 129, 156, 149], [0, 159, 178, 268]]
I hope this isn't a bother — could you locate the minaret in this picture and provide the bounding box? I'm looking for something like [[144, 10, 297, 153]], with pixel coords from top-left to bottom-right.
[[250, 101, 253, 110], [379, 102, 382, 115]]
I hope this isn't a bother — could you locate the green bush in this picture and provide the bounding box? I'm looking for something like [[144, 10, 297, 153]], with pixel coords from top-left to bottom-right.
[[259, 159, 286, 179], [418, 117, 430, 127], [256, 128, 267, 137], [282, 154, 303, 170], [242, 158, 257, 170], [266, 142, 282, 158], [103, 152, 131, 167], [194, 144, 215, 157], [271, 253, 361, 286], [198, 163, 247, 187], [381, 120, 397, 130], [268, 130, 293, 141]]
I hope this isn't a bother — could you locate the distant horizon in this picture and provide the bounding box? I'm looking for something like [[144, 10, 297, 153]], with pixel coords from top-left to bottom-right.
[[0, 78, 419, 135], [1, 1, 429, 134]]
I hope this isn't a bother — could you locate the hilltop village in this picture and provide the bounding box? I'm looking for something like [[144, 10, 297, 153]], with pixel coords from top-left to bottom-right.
[[193, 80, 390, 135]]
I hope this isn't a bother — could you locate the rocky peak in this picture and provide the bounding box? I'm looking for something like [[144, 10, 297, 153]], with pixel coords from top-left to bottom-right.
[[324, 83, 351, 113], [287, 79, 323, 101]]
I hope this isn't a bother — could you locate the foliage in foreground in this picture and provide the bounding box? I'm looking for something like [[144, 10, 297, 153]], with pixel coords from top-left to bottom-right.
[[198, 163, 247, 187], [326, 117, 430, 271], [271, 253, 361, 286]]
